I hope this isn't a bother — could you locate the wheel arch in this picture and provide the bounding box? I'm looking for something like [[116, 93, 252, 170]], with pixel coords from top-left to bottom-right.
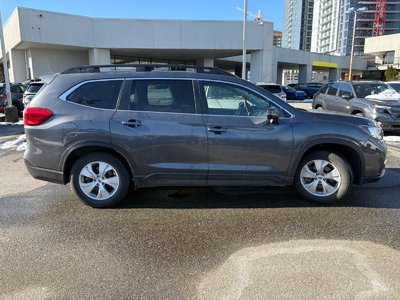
[[290, 141, 364, 184], [351, 110, 364, 115], [61, 144, 134, 184]]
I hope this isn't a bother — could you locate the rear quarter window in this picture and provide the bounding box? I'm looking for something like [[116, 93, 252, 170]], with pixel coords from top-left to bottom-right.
[[66, 80, 122, 109]]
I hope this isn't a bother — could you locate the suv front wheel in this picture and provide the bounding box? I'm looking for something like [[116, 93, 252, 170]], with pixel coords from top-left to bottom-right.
[[70, 153, 130, 207], [295, 151, 353, 203]]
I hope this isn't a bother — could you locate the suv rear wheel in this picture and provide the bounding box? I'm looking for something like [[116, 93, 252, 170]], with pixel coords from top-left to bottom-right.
[[70, 153, 130, 208], [295, 151, 353, 203]]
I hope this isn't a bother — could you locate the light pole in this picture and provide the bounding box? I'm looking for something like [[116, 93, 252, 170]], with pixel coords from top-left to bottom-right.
[[348, 7, 367, 80], [241, 0, 248, 80]]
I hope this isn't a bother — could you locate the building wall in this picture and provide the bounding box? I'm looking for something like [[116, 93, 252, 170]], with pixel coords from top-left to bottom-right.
[[16, 8, 265, 51], [311, 0, 340, 54], [364, 33, 400, 69], [300, 0, 314, 51], [28, 48, 88, 79], [283, 0, 303, 49]]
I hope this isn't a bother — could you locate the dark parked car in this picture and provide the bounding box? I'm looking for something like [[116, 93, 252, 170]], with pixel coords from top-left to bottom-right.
[[0, 83, 26, 113], [288, 83, 324, 99], [23, 81, 45, 108], [282, 86, 308, 100], [313, 80, 400, 132], [24, 65, 386, 208]]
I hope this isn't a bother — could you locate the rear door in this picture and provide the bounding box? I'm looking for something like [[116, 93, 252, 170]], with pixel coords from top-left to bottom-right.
[[324, 82, 341, 112], [199, 80, 294, 186], [110, 79, 208, 187], [336, 83, 354, 114]]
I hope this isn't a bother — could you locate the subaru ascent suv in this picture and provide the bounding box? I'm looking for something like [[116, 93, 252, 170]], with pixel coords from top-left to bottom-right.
[[24, 65, 386, 207]]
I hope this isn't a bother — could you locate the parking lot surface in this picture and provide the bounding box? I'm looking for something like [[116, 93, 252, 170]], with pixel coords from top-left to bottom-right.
[[1, 139, 400, 299]]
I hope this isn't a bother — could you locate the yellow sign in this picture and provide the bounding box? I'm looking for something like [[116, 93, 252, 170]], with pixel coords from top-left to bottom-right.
[[312, 61, 338, 69]]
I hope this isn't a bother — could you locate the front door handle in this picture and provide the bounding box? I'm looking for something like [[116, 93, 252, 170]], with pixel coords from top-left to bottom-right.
[[207, 126, 227, 134], [122, 119, 142, 128]]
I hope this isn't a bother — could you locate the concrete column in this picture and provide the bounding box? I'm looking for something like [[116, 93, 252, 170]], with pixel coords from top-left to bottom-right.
[[250, 50, 275, 83], [9, 49, 27, 83], [195, 58, 214, 67], [88, 48, 111, 65], [328, 68, 339, 81], [298, 64, 312, 83]]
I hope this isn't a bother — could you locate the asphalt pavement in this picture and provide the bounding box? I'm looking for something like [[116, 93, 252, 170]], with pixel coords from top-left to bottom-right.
[[1, 142, 400, 299]]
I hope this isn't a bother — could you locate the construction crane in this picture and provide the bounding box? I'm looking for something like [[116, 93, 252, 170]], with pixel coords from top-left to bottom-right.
[[373, 0, 387, 37]]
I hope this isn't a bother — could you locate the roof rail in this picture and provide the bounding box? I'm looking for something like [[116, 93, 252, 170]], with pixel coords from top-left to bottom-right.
[[60, 64, 236, 77]]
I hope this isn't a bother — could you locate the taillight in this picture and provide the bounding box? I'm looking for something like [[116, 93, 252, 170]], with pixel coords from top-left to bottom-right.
[[0, 94, 6, 99], [24, 107, 53, 126]]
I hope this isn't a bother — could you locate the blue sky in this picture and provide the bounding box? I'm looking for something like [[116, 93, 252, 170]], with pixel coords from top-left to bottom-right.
[[0, 0, 285, 30]]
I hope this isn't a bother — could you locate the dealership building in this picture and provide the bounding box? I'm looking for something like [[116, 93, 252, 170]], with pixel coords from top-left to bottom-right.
[[1, 7, 368, 84]]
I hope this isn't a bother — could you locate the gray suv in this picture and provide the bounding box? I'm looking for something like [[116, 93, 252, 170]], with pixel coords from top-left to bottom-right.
[[313, 81, 400, 132], [24, 65, 386, 207]]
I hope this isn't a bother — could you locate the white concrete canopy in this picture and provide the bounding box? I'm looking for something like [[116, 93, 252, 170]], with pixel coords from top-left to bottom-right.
[[1, 7, 368, 84]]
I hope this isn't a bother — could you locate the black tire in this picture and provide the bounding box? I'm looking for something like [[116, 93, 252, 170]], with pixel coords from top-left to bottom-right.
[[294, 151, 353, 203], [70, 153, 130, 208]]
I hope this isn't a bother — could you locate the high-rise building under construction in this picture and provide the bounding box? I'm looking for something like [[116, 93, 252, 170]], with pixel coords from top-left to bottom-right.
[[283, 0, 400, 56]]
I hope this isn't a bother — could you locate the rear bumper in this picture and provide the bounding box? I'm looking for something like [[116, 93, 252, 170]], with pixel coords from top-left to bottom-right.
[[24, 158, 65, 184]]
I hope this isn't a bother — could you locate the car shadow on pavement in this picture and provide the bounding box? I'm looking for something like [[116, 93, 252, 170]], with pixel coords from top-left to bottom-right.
[[114, 168, 400, 210]]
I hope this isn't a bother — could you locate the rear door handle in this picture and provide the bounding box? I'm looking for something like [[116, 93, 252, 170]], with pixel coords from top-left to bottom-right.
[[122, 119, 142, 128], [207, 126, 227, 134]]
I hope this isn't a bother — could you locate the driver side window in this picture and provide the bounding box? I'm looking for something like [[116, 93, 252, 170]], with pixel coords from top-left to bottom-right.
[[202, 81, 283, 117]]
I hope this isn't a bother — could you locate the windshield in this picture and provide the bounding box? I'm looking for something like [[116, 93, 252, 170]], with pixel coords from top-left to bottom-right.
[[389, 83, 400, 92], [353, 83, 392, 98]]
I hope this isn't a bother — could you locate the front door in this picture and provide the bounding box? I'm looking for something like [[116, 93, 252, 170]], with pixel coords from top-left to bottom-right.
[[199, 81, 294, 186]]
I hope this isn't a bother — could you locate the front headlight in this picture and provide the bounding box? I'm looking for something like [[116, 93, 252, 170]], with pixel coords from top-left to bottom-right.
[[359, 125, 383, 140], [371, 105, 390, 114]]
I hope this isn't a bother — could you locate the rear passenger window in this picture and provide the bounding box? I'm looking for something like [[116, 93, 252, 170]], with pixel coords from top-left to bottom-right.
[[338, 83, 353, 97], [327, 83, 340, 96], [119, 80, 195, 113], [319, 84, 329, 94], [66, 80, 122, 109]]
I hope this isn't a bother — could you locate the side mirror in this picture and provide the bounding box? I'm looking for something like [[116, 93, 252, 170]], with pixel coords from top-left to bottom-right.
[[267, 107, 280, 125], [342, 94, 353, 100]]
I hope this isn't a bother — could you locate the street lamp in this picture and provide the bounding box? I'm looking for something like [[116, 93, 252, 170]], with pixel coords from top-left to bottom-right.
[[348, 7, 367, 80], [241, 0, 248, 80]]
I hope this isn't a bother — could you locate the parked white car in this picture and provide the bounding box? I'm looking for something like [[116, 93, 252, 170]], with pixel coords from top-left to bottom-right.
[[256, 83, 287, 101]]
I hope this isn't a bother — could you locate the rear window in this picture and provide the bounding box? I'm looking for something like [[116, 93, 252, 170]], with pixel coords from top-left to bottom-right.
[[27, 83, 44, 93], [66, 80, 122, 109], [259, 85, 282, 94]]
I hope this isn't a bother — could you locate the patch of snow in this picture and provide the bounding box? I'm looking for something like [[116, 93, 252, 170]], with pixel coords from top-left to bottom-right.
[[16, 142, 27, 151], [0, 134, 26, 150], [384, 136, 400, 143]]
